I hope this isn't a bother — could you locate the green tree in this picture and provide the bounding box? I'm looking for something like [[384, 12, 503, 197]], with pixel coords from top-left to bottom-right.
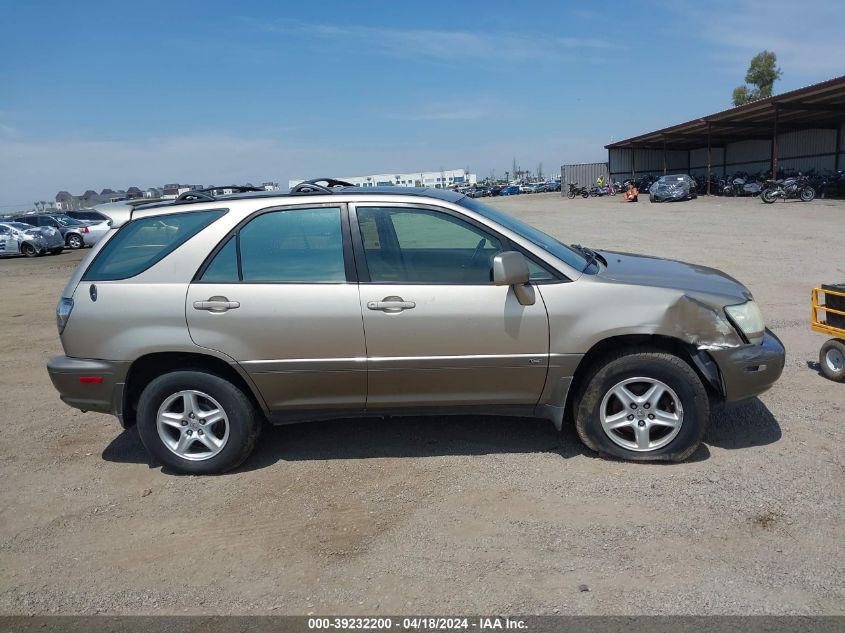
[[732, 51, 782, 106]]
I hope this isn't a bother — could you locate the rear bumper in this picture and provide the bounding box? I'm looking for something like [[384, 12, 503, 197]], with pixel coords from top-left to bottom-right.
[[708, 329, 785, 402], [47, 356, 130, 424]]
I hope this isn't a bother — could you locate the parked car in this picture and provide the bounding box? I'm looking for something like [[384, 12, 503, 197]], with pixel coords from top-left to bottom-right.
[[465, 187, 489, 198], [488, 185, 504, 197], [66, 209, 114, 226], [0, 221, 64, 256], [12, 213, 108, 249], [47, 180, 785, 474], [499, 185, 521, 196], [649, 175, 698, 202], [545, 181, 561, 192]]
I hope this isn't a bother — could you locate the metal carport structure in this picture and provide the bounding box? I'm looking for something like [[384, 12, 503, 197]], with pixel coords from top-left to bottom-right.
[[606, 75, 845, 194]]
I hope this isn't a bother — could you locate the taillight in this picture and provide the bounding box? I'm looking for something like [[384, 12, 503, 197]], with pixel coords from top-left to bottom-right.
[[57, 297, 74, 334], [82, 226, 89, 233]]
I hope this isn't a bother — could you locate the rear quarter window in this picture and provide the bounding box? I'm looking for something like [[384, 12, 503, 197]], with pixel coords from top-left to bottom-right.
[[82, 209, 226, 281]]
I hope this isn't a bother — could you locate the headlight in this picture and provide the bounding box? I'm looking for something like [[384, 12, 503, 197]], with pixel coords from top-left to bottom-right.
[[56, 297, 74, 334], [724, 301, 765, 344]]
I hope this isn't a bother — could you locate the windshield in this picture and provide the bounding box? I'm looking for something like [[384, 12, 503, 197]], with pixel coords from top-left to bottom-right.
[[54, 215, 83, 226], [459, 198, 590, 273]]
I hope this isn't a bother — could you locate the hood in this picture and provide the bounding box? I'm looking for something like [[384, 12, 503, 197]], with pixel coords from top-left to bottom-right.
[[596, 250, 752, 303]]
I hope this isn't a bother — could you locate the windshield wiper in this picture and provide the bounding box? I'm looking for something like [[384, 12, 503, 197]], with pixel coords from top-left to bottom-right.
[[570, 243, 600, 271]]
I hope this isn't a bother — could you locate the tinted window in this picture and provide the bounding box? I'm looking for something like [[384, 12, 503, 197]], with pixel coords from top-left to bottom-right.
[[357, 207, 502, 284], [202, 207, 346, 283], [53, 215, 83, 226], [200, 236, 239, 282], [83, 210, 225, 281]]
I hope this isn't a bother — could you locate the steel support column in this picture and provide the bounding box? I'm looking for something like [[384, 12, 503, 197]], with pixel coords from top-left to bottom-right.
[[706, 123, 712, 195], [662, 138, 667, 174], [771, 106, 779, 178]]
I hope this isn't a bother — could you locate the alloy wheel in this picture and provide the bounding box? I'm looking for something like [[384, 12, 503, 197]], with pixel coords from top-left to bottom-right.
[[156, 390, 230, 461], [599, 377, 684, 452]]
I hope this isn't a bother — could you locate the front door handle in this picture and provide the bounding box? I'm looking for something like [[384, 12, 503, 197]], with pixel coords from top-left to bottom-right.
[[367, 296, 416, 313], [193, 296, 240, 313]]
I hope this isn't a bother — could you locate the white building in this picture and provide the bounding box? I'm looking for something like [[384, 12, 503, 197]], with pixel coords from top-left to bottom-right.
[[289, 168, 476, 191]]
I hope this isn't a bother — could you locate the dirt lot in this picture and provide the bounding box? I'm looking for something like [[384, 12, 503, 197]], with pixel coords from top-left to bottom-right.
[[1, 194, 843, 615]]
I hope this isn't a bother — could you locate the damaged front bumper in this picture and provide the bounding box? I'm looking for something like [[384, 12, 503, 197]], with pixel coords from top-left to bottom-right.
[[707, 329, 785, 402], [47, 356, 130, 425]]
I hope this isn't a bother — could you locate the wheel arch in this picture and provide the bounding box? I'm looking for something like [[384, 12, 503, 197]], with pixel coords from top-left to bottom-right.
[[562, 334, 723, 423], [122, 351, 268, 428]]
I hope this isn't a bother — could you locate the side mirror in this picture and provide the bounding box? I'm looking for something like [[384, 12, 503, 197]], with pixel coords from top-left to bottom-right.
[[493, 251, 535, 306]]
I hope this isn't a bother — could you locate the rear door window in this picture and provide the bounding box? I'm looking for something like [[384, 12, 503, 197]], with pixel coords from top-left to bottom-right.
[[82, 210, 225, 281], [199, 207, 346, 283]]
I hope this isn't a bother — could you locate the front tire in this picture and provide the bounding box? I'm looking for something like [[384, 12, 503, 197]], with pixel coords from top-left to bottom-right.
[[819, 339, 845, 382], [574, 350, 710, 462], [21, 243, 37, 257], [568, 191, 576, 199], [800, 187, 815, 202], [761, 188, 777, 204], [136, 370, 261, 474]]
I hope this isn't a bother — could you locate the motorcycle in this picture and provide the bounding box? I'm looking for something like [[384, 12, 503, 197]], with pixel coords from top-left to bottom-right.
[[761, 174, 815, 204], [722, 173, 763, 197], [566, 183, 590, 199]]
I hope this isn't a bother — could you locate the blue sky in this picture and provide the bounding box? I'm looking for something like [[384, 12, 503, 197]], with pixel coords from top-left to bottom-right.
[[1, 0, 842, 207]]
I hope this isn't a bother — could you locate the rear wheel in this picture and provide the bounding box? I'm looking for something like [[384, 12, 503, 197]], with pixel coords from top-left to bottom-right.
[[66, 233, 83, 249], [136, 370, 261, 474], [800, 187, 815, 202], [581, 191, 589, 198], [761, 188, 778, 204], [819, 339, 845, 382], [21, 243, 37, 257], [574, 350, 709, 462], [568, 190, 576, 199]]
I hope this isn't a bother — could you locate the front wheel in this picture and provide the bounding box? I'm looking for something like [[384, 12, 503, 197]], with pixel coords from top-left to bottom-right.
[[761, 188, 778, 204], [800, 187, 815, 202], [136, 370, 262, 474], [581, 191, 589, 198], [574, 350, 709, 462], [21, 243, 37, 257], [568, 191, 576, 199], [819, 339, 845, 382]]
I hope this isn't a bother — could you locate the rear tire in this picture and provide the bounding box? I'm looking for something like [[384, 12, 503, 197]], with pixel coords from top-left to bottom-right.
[[568, 191, 576, 199], [574, 349, 710, 462], [66, 233, 83, 249], [819, 339, 845, 382], [136, 370, 262, 474], [800, 187, 815, 202], [761, 188, 777, 204]]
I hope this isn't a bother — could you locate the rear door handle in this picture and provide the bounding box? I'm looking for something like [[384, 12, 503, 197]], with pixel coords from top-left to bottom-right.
[[367, 296, 416, 313], [193, 296, 240, 312]]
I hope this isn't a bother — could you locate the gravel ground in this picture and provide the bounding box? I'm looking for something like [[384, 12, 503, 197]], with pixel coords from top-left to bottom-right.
[[0, 193, 843, 615]]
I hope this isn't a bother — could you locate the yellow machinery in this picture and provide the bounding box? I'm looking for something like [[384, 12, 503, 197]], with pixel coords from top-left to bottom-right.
[[811, 284, 845, 382]]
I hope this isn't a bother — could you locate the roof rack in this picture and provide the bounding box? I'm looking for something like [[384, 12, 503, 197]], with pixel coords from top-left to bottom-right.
[[175, 185, 264, 203], [289, 178, 356, 195]]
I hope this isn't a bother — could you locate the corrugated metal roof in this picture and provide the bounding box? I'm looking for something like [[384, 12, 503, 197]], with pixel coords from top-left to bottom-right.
[[606, 75, 845, 150]]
